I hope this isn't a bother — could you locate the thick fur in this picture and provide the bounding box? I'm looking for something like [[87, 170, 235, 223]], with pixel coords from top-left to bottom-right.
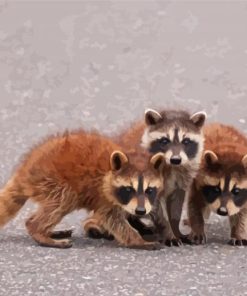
[[117, 109, 206, 244], [0, 130, 164, 249], [188, 123, 247, 245]]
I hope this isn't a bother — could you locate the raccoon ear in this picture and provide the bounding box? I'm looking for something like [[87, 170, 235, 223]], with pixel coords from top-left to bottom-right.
[[204, 150, 218, 166], [190, 111, 207, 128], [145, 109, 162, 126], [110, 151, 129, 171], [242, 154, 247, 168], [150, 152, 165, 170]]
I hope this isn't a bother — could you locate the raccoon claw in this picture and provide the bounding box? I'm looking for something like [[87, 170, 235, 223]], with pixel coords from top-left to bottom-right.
[[164, 238, 183, 247], [228, 238, 247, 246], [188, 233, 207, 245]]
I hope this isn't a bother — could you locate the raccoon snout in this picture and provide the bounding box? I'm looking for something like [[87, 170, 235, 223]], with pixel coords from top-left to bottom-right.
[[135, 206, 146, 216], [170, 155, 182, 165], [217, 207, 228, 216]]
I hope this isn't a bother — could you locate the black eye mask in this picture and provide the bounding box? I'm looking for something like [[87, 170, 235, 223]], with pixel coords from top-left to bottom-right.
[[115, 186, 135, 205], [182, 139, 198, 159], [232, 188, 247, 207], [145, 187, 157, 204], [149, 138, 170, 154], [202, 185, 221, 203], [149, 137, 198, 160]]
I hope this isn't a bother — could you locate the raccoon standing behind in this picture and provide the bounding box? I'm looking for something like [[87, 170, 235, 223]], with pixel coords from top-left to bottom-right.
[[0, 130, 165, 249], [188, 123, 247, 245], [117, 109, 207, 245]]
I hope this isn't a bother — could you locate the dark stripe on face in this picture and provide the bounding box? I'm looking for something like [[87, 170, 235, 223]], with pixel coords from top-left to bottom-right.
[[174, 128, 179, 143], [202, 185, 221, 203], [137, 175, 145, 208], [115, 186, 135, 205], [223, 176, 230, 192], [137, 175, 144, 194], [183, 140, 198, 159]]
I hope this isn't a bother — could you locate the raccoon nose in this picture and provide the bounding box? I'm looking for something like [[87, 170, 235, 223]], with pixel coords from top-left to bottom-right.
[[217, 207, 228, 216], [170, 156, 182, 165], [135, 207, 146, 216]]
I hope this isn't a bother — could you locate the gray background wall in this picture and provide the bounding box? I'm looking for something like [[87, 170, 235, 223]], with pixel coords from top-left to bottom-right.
[[0, 1, 247, 295]]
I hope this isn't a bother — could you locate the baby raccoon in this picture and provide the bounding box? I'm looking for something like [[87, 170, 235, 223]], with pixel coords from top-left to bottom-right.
[[188, 123, 247, 245], [86, 109, 206, 245], [139, 109, 206, 244], [0, 130, 165, 249]]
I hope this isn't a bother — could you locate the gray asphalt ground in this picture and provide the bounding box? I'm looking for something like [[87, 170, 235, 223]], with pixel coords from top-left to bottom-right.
[[0, 1, 247, 295]]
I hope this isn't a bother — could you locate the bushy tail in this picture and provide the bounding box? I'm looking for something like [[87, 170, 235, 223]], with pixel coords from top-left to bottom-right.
[[0, 179, 28, 227]]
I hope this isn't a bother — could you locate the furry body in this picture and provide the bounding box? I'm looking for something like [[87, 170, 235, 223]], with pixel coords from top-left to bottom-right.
[[0, 130, 164, 249], [188, 123, 247, 245], [85, 110, 206, 245]]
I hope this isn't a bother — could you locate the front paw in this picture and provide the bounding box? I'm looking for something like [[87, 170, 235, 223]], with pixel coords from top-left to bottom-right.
[[129, 242, 163, 251], [188, 232, 207, 245], [228, 238, 247, 246]]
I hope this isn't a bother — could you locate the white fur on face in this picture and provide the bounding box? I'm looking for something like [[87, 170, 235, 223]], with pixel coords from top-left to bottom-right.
[[209, 198, 221, 213], [226, 200, 240, 216], [141, 127, 204, 168], [203, 176, 220, 186]]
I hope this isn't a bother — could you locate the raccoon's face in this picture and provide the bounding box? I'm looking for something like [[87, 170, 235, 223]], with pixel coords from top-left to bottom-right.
[[105, 151, 164, 216], [201, 151, 247, 216], [141, 109, 206, 166]]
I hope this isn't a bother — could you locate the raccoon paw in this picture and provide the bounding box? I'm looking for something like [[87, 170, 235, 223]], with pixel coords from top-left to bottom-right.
[[38, 238, 73, 249], [129, 242, 163, 251], [50, 229, 73, 239], [188, 232, 207, 245], [179, 236, 193, 245], [87, 227, 114, 241], [164, 238, 183, 247], [228, 238, 247, 246]]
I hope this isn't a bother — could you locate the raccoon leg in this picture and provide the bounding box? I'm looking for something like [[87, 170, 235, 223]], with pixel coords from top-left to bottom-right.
[[187, 199, 206, 245], [83, 217, 114, 240], [95, 208, 161, 250], [83, 215, 156, 242], [25, 204, 73, 248], [155, 196, 182, 247], [166, 189, 188, 246], [127, 215, 158, 242], [229, 209, 247, 246]]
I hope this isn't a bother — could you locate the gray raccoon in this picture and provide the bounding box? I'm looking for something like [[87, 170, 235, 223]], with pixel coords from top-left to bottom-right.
[[140, 109, 206, 245]]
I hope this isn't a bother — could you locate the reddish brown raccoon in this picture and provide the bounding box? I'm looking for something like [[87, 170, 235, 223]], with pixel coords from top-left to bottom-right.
[[0, 130, 165, 249], [188, 123, 247, 245]]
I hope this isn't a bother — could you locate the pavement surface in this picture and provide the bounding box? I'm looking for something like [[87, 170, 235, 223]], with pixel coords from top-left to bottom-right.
[[0, 1, 247, 296]]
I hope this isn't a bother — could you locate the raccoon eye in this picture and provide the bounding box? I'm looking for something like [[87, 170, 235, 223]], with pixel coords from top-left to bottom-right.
[[232, 187, 240, 195], [145, 187, 154, 195], [213, 186, 221, 193], [159, 137, 170, 146], [115, 186, 135, 205], [125, 186, 134, 193], [182, 138, 191, 145]]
